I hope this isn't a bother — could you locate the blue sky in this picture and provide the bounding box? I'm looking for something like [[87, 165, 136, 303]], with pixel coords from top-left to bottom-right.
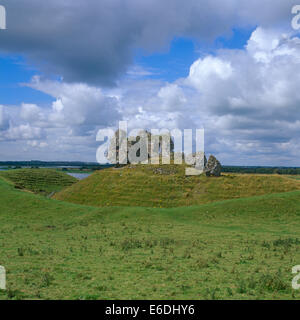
[[132, 27, 256, 82], [0, 55, 53, 105], [1, 1, 300, 165], [1, 28, 255, 105]]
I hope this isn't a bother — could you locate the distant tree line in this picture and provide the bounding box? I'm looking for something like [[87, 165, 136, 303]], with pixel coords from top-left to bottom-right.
[[222, 166, 300, 175], [0, 161, 112, 171], [1, 161, 300, 175]]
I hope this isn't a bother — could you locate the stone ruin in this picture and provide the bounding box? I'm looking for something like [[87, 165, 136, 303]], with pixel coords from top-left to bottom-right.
[[185, 153, 222, 177], [106, 129, 222, 176], [204, 155, 222, 177], [107, 130, 174, 165]]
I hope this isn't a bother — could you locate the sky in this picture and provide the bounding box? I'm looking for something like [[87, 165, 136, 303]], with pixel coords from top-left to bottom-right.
[[1, 0, 300, 165]]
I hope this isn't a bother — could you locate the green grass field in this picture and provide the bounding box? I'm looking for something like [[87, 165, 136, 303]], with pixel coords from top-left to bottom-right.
[[1, 169, 300, 300], [0, 169, 77, 196], [54, 165, 300, 208]]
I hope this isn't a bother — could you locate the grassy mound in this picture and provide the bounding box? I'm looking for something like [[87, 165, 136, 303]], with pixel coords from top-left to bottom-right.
[[0, 169, 77, 196], [54, 164, 300, 207], [0, 176, 300, 299]]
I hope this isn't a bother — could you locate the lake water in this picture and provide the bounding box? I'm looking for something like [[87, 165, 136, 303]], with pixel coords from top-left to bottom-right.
[[66, 172, 91, 180], [0, 167, 91, 180]]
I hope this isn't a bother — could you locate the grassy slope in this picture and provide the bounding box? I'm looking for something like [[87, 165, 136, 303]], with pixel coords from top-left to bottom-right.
[[1, 177, 300, 299], [0, 169, 77, 196], [54, 164, 300, 208]]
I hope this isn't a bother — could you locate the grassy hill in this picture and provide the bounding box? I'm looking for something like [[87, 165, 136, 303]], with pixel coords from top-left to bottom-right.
[[0, 169, 77, 196], [0, 175, 300, 299], [54, 164, 300, 207]]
